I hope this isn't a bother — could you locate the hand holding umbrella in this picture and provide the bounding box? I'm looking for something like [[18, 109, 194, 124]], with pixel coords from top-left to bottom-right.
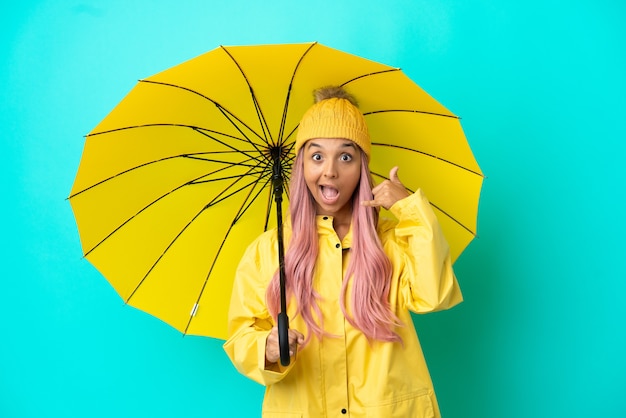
[[265, 326, 305, 365]]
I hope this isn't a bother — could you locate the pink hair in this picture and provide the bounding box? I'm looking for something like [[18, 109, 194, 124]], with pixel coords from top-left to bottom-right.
[[266, 149, 402, 344]]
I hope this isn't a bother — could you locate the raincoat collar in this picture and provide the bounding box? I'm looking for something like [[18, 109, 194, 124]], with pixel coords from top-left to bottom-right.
[[282, 214, 353, 249], [315, 215, 353, 249]]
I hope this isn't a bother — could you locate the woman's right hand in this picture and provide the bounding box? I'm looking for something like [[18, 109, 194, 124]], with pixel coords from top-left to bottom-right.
[[265, 326, 305, 364]]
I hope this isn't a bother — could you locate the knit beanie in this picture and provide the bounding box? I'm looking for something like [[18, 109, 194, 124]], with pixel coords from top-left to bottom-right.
[[294, 87, 371, 158]]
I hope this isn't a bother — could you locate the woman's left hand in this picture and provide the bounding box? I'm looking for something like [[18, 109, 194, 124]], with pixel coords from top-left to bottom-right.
[[361, 166, 410, 210]]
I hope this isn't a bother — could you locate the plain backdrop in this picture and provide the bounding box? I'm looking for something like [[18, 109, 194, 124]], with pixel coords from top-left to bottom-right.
[[2, 1, 625, 417]]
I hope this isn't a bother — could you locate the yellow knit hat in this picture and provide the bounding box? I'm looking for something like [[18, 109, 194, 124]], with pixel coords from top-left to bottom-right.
[[294, 88, 371, 158]]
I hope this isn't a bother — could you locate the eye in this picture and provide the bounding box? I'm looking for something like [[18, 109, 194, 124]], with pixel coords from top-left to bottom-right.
[[340, 153, 353, 162], [312, 153, 322, 161]]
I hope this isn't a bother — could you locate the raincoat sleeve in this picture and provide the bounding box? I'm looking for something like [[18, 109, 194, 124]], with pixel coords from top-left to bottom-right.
[[388, 188, 463, 312], [223, 233, 296, 386]]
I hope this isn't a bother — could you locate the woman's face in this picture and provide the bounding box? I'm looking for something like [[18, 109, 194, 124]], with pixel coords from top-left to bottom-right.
[[302, 138, 362, 220]]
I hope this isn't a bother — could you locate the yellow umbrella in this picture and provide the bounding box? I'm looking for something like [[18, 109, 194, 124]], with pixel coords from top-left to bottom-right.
[[69, 42, 483, 341]]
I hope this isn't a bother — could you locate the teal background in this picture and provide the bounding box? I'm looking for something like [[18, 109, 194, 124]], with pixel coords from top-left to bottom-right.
[[2, 0, 625, 417]]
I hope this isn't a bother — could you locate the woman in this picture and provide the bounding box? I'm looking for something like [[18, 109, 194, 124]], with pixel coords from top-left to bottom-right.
[[223, 86, 462, 417]]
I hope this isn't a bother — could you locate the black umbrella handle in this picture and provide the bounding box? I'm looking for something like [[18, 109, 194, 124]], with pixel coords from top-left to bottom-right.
[[272, 149, 291, 367], [278, 312, 290, 366]]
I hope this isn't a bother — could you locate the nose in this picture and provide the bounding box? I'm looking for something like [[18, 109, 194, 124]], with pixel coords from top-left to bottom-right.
[[323, 159, 337, 178]]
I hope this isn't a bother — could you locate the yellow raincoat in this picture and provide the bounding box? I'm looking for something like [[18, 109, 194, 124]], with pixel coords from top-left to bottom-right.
[[223, 190, 462, 418]]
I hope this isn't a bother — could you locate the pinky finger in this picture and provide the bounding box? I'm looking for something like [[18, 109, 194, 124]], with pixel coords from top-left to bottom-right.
[[361, 200, 379, 207]]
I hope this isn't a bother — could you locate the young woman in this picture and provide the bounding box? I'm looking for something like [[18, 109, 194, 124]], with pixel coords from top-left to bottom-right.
[[224, 86, 462, 418]]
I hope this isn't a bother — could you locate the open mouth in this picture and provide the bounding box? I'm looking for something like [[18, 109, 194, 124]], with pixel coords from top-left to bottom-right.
[[320, 185, 339, 203]]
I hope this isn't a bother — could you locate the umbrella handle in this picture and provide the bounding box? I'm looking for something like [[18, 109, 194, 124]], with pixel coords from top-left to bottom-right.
[[278, 312, 290, 366], [271, 150, 291, 367]]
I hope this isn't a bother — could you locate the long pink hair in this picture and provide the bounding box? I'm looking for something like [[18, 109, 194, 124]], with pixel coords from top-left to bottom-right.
[[266, 149, 402, 344]]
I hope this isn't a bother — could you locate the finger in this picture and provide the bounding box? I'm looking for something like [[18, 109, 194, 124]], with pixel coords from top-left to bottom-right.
[[291, 329, 305, 341], [389, 166, 401, 184], [286, 329, 303, 356], [265, 328, 280, 363], [361, 199, 381, 208], [288, 341, 298, 356], [268, 327, 278, 340], [289, 328, 304, 340], [288, 330, 305, 347]]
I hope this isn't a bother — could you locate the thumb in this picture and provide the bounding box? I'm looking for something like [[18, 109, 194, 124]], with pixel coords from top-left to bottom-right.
[[389, 166, 401, 184]]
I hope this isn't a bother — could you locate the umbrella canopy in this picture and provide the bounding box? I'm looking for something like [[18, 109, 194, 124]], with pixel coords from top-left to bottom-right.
[[69, 42, 483, 340]]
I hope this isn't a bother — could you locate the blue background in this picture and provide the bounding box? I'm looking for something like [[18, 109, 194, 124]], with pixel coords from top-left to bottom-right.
[[2, 1, 625, 417]]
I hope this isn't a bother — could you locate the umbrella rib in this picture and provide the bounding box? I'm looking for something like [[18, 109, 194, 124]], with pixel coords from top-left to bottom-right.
[[125, 205, 206, 305], [371, 142, 484, 177], [204, 177, 259, 208], [182, 217, 234, 335], [70, 153, 188, 198], [126, 164, 272, 310], [138, 79, 270, 147], [364, 108, 459, 120], [73, 123, 260, 191], [280, 45, 458, 148], [340, 68, 403, 87], [81, 158, 263, 257], [88, 123, 267, 164], [219, 46, 275, 146], [193, 127, 267, 164], [70, 124, 270, 199], [191, 168, 266, 186], [188, 166, 264, 179], [371, 171, 477, 237], [236, 168, 274, 226], [184, 155, 263, 168], [206, 106, 272, 157], [87, 123, 246, 139], [430, 202, 477, 237], [86, 123, 269, 165], [81, 176, 195, 257], [341, 70, 460, 119], [183, 161, 275, 334], [69, 151, 249, 198], [188, 154, 269, 188], [277, 42, 317, 146], [209, 159, 273, 223], [340, 69, 458, 119]]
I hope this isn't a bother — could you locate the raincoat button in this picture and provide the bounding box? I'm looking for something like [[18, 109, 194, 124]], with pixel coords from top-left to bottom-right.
[[323, 216, 328, 220], [341, 408, 347, 414], [335, 243, 340, 249]]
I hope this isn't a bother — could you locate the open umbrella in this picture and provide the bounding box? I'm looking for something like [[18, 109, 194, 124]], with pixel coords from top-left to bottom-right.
[[69, 42, 483, 364]]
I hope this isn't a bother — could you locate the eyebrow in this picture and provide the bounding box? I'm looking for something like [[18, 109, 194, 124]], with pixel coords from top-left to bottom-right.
[[307, 141, 356, 150]]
